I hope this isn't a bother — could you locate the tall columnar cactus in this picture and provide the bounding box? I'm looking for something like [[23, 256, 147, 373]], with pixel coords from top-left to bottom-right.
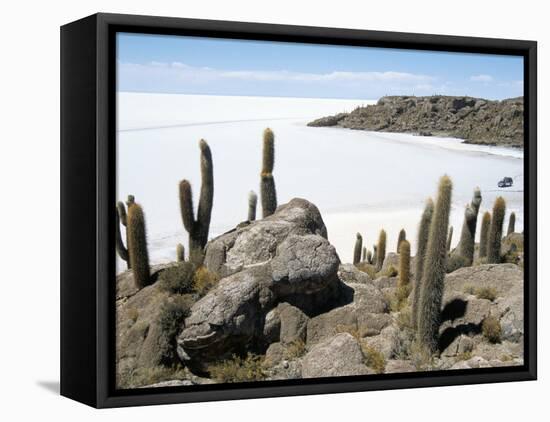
[[417, 175, 453, 354], [457, 205, 476, 266], [507, 212, 516, 235], [362, 247, 367, 261], [115, 201, 130, 268], [248, 190, 258, 221], [176, 243, 185, 262], [446, 226, 453, 252], [487, 196, 506, 264], [479, 211, 491, 258], [367, 250, 373, 265], [373, 245, 378, 267], [375, 230, 387, 272], [397, 229, 407, 252], [411, 198, 434, 330], [179, 139, 214, 265], [398, 240, 411, 289], [260, 128, 277, 217], [353, 233, 363, 265], [127, 203, 150, 289]]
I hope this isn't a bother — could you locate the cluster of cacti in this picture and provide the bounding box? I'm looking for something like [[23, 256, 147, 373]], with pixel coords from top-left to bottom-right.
[[397, 229, 406, 252], [353, 233, 363, 265], [176, 243, 185, 262], [417, 175, 453, 354], [179, 140, 214, 265], [398, 240, 411, 288], [260, 128, 277, 218], [375, 230, 387, 271], [446, 226, 453, 252], [507, 212, 516, 235], [127, 202, 151, 289], [487, 196, 506, 263], [248, 190, 258, 221], [411, 198, 434, 330], [479, 211, 491, 258]]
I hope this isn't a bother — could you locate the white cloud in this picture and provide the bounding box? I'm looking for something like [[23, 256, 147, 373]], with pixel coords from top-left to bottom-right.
[[470, 74, 493, 82]]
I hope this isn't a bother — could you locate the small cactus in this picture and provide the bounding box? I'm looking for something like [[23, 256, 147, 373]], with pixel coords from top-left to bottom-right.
[[179, 140, 214, 265], [446, 226, 453, 252], [487, 196, 506, 264], [398, 240, 411, 288], [176, 243, 185, 262], [375, 230, 387, 272], [353, 233, 363, 265], [115, 202, 129, 268], [507, 212, 516, 235], [367, 250, 373, 265], [260, 128, 277, 217], [127, 203, 150, 289], [417, 175, 453, 354], [457, 205, 476, 267], [479, 211, 491, 258], [248, 190, 258, 221], [411, 198, 434, 330], [397, 229, 407, 252]]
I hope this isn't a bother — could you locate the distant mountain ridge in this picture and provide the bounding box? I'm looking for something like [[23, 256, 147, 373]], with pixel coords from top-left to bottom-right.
[[307, 95, 524, 148]]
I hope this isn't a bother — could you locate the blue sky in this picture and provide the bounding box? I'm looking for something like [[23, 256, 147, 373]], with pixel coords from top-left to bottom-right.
[[117, 33, 523, 100]]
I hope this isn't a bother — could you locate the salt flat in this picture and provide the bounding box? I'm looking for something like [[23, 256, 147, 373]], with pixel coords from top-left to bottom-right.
[[116, 92, 523, 270]]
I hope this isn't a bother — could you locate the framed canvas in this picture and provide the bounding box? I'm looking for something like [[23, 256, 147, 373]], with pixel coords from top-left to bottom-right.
[[60, 13, 537, 408]]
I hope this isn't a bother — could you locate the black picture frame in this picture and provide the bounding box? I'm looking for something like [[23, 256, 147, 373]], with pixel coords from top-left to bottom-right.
[[60, 12, 537, 408]]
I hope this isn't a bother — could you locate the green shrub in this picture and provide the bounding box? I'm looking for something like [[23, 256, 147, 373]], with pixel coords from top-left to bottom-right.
[[482, 316, 501, 343], [476, 286, 497, 302], [157, 295, 193, 365], [158, 262, 196, 294], [208, 353, 266, 383], [193, 266, 220, 296], [361, 344, 386, 374]]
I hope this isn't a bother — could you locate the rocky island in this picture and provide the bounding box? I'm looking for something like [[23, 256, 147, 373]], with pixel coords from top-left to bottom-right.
[[307, 95, 524, 148]]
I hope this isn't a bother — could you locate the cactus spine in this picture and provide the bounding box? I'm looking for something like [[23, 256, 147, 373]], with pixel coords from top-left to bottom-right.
[[411, 198, 434, 330], [446, 226, 453, 252], [127, 203, 150, 289], [487, 196, 506, 264], [375, 230, 387, 272], [507, 212, 516, 235], [479, 211, 491, 258], [398, 240, 411, 288], [179, 139, 214, 265], [397, 229, 407, 253], [417, 175, 453, 354], [353, 233, 363, 265], [248, 190, 258, 221], [115, 201, 130, 268], [176, 243, 185, 262], [260, 128, 277, 217]]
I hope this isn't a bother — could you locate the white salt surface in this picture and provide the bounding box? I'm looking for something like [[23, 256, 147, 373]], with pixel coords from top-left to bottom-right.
[[117, 92, 524, 272]]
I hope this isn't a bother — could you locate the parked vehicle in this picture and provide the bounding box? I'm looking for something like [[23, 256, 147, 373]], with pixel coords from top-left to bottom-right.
[[498, 177, 513, 188]]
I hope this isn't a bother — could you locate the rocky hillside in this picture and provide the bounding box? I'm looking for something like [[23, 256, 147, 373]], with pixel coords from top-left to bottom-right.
[[308, 96, 524, 148], [115, 198, 524, 388]]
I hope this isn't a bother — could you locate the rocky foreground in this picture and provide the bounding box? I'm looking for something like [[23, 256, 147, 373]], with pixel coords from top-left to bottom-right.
[[116, 198, 524, 388], [307, 96, 524, 148]]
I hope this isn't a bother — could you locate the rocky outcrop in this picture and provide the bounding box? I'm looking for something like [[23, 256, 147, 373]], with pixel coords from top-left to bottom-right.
[[177, 199, 341, 372], [302, 333, 373, 378], [204, 198, 328, 277], [308, 95, 524, 148]]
